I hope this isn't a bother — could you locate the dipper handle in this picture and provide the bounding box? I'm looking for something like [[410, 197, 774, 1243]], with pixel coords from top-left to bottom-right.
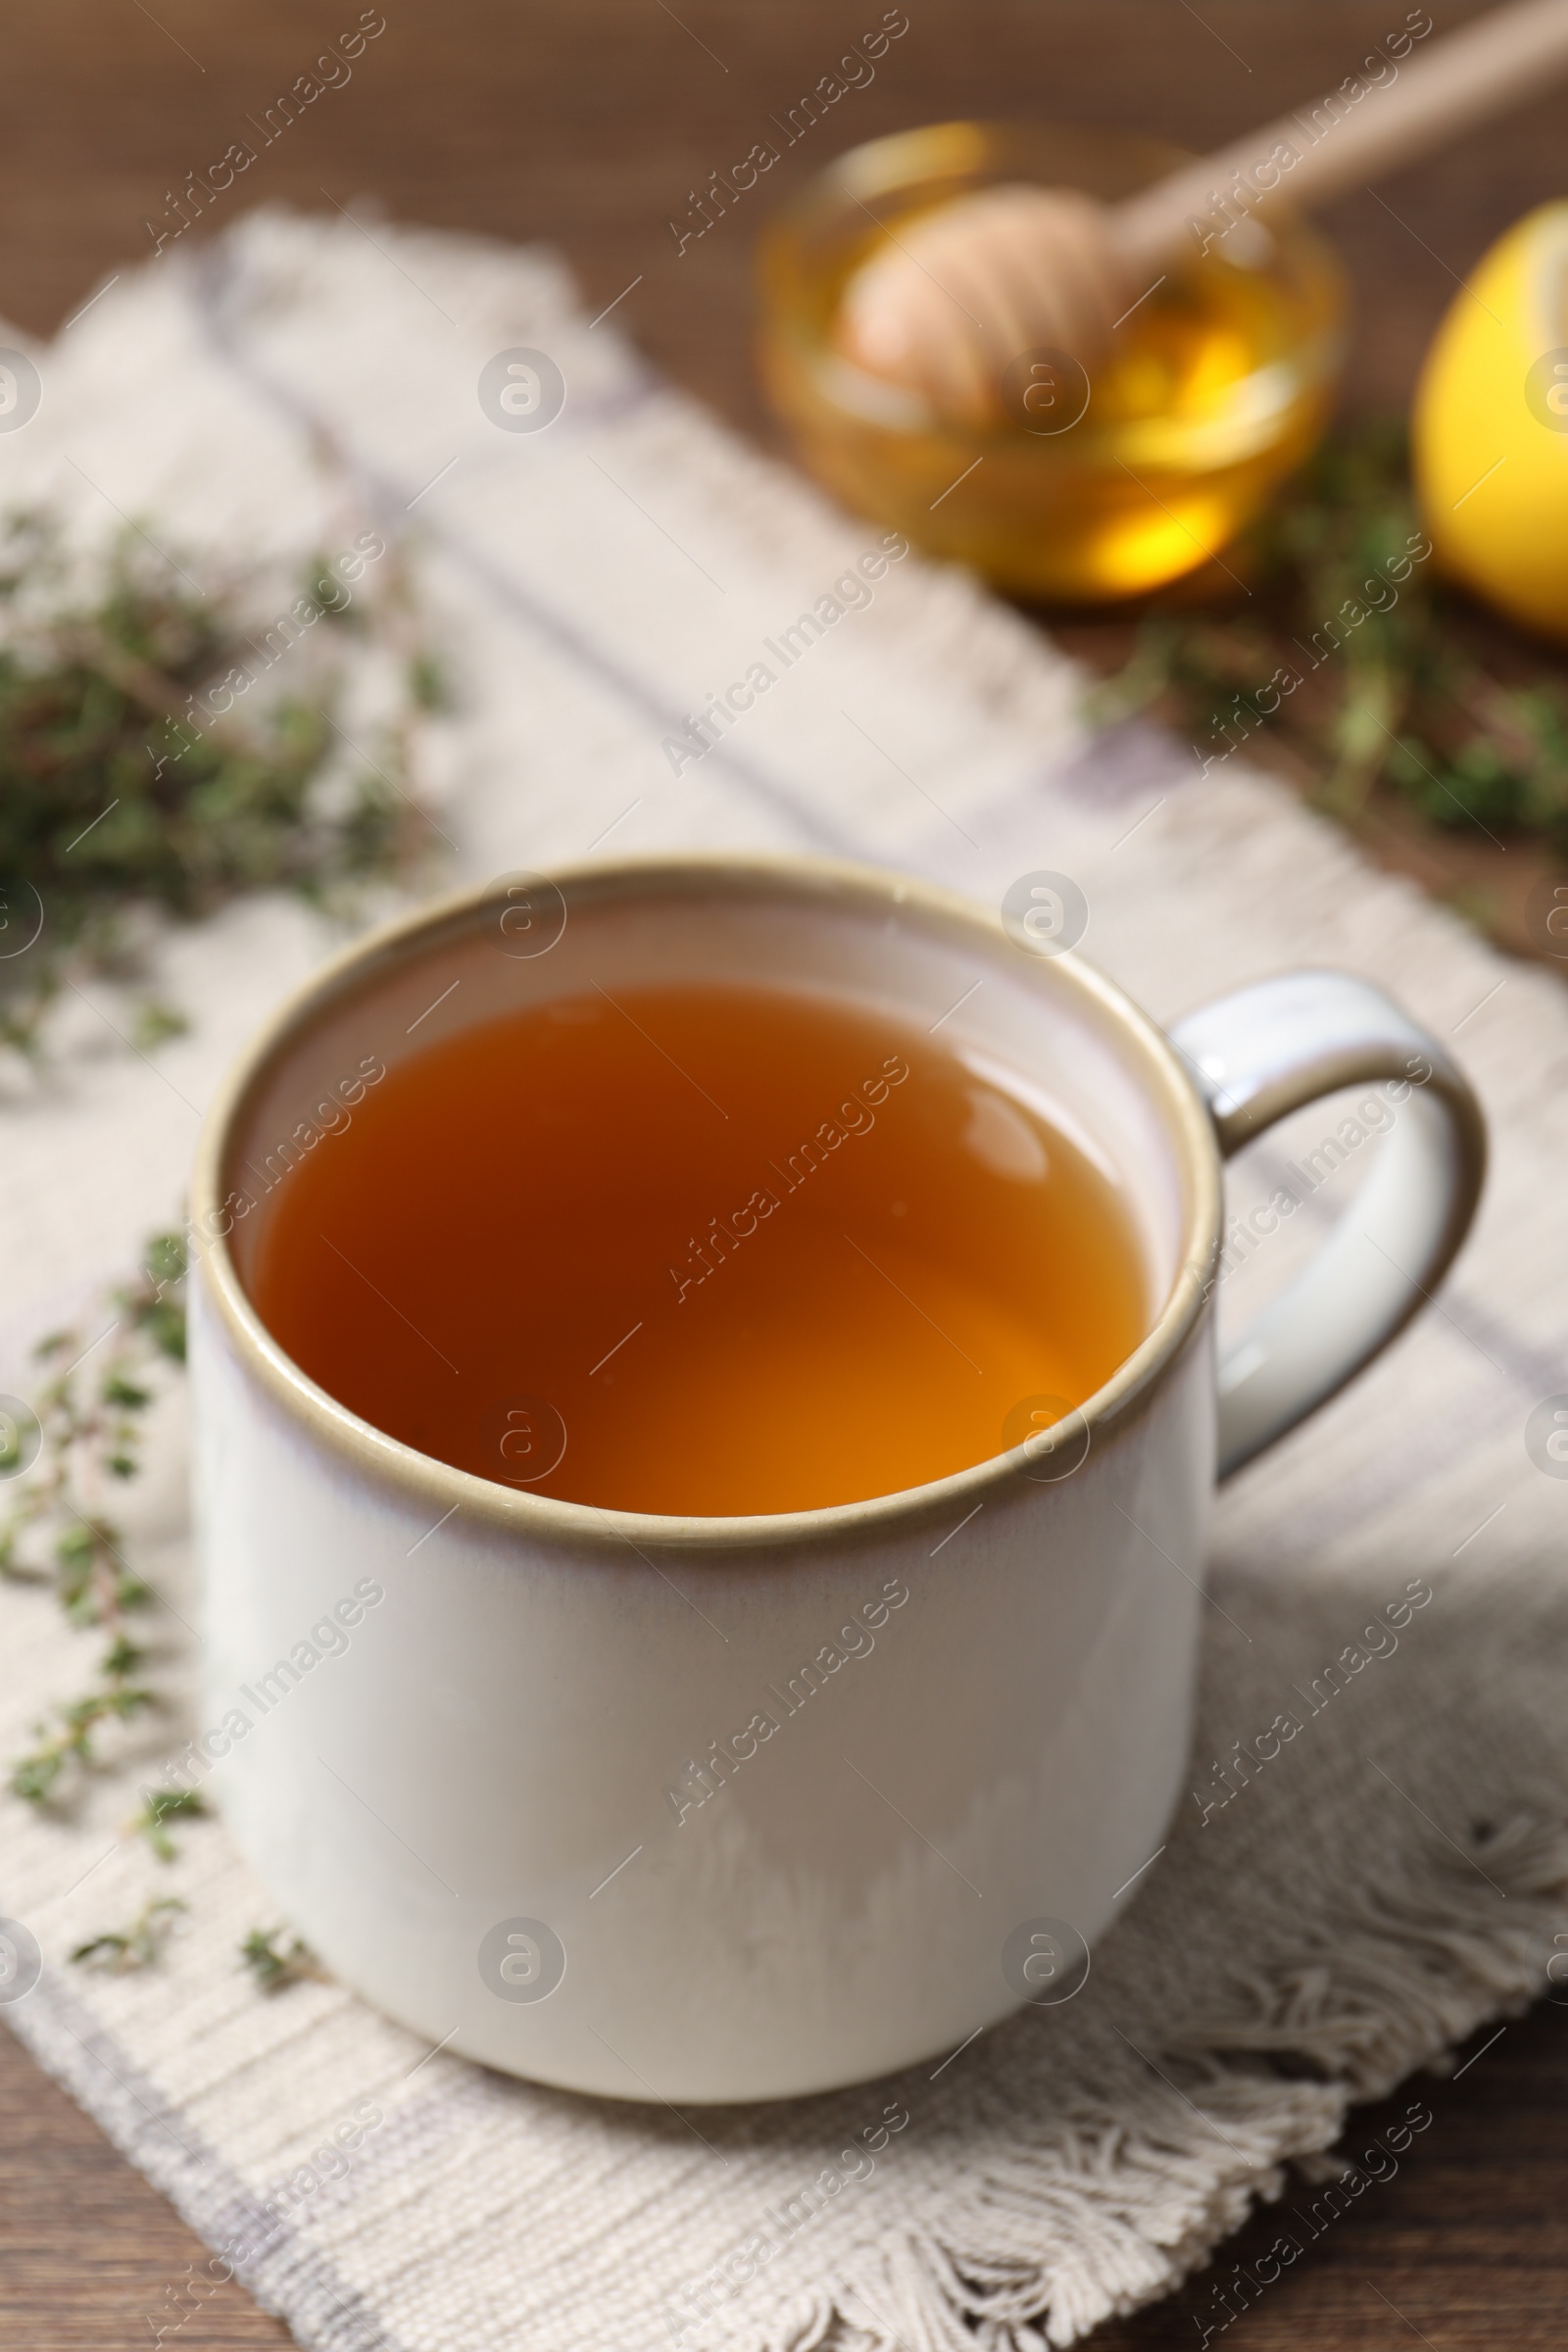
[[1111, 0, 1568, 274]]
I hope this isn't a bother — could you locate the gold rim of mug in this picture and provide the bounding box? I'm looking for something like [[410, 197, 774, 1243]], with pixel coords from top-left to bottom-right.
[[191, 854, 1223, 1555]]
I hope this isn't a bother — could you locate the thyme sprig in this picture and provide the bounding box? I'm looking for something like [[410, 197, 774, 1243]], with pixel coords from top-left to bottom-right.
[[0, 508, 441, 1055], [73, 1895, 186, 1973], [5, 1233, 188, 1808], [0, 502, 441, 1970], [12, 1642, 158, 1807], [1085, 420, 1568, 869], [240, 1926, 330, 1993]]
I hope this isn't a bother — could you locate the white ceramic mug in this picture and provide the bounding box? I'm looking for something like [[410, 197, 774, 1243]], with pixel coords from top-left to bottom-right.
[[189, 856, 1484, 2102]]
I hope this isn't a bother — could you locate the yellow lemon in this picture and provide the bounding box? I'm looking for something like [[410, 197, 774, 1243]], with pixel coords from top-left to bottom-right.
[[1412, 201, 1568, 645]]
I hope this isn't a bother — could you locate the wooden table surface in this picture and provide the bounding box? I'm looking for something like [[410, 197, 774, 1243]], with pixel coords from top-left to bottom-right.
[[2, 4, 1566, 2345]]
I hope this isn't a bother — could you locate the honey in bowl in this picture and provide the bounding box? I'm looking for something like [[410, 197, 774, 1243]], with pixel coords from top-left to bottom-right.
[[247, 983, 1148, 1516], [756, 120, 1347, 602]]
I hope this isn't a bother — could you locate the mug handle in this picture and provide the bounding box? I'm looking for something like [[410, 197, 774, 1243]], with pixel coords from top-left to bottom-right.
[[1168, 970, 1487, 1480]]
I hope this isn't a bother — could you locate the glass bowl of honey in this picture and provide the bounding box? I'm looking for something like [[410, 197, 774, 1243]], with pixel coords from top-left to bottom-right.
[[756, 120, 1348, 604]]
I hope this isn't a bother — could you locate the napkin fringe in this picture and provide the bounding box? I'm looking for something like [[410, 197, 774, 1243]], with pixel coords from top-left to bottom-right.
[[1168, 1806, 1566, 2097], [751, 1810, 1566, 2351]]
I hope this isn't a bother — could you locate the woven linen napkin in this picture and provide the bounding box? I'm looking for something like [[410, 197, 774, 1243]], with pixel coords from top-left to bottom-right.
[[2, 210, 1567, 2352]]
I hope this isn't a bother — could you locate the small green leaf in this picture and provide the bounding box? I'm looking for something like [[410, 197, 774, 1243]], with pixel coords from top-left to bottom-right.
[[130, 998, 189, 1053], [73, 1895, 185, 1971], [128, 1785, 207, 1860], [240, 1925, 328, 1993], [12, 1749, 65, 1802]]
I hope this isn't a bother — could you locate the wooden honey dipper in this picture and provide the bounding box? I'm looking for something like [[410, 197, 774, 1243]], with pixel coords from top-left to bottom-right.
[[837, 0, 1568, 426]]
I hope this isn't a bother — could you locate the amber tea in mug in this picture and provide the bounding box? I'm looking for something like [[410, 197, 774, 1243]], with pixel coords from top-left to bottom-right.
[[248, 982, 1148, 1514]]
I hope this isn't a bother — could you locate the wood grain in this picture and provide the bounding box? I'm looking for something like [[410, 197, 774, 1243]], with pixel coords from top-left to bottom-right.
[[1, 0, 1564, 433], [2, 3, 1566, 2344], [0, 2019, 291, 2347]]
